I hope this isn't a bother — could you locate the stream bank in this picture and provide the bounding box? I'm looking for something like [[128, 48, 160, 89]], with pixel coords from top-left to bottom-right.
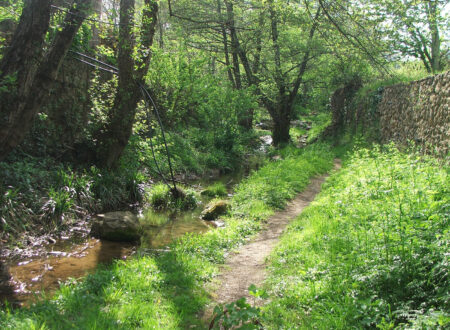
[[0, 161, 254, 306]]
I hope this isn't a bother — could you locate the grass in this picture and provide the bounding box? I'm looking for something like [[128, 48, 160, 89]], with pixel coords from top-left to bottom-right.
[[263, 143, 449, 329], [146, 183, 199, 211], [290, 112, 331, 145], [0, 143, 334, 329], [201, 182, 228, 198]]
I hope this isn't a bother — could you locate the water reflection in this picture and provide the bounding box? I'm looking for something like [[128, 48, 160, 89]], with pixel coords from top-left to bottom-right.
[[2, 239, 134, 306]]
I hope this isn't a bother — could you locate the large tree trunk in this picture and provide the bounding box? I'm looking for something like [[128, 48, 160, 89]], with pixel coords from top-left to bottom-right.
[[271, 101, 292, 146], [266, 5, 320, 146], [0, 0, 91, 160], [97, 0, 158, 168]]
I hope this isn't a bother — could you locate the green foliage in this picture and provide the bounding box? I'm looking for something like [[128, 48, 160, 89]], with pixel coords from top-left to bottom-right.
[[290, 112, 332, 145], [263, 144, 449, 328], [0, 153, 148, 239], [201, 182, 228, 198], [147, 183, 199, 211], [233, 143, 334, 212], [143, 47, 258, 172], [211, 285, 268, 329], [41, 188, 75, 224], [212, 297, 262, 330]]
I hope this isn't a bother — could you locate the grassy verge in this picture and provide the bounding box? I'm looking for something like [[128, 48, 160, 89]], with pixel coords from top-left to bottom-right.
[[0, 143, 334, 329], [263, 144, 449, 329]]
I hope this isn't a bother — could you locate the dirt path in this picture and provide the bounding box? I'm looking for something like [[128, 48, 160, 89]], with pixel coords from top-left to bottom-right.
[[204, 160, 341, 321]]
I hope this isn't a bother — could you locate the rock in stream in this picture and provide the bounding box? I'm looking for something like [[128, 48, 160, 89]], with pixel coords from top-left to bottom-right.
[[90, 211, 141, 242]]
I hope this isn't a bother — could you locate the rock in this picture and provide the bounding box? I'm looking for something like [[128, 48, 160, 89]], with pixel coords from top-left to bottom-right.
[[201, 200, 230, 221], [0, 263, 10, 283], [90, 211, 141, 242], [259, 135, 273, 145], [290, 120, 302, 127], [255, 120, 274, 130]]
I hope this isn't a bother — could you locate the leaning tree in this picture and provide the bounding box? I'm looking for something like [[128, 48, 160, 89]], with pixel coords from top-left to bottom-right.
[[0, 0, 92, 160]]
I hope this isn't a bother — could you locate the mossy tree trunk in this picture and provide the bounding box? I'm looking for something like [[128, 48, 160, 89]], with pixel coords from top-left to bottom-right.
[[0, 0, 91, 161]]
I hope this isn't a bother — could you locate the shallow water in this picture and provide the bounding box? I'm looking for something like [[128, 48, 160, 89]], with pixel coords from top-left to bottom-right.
[[2, 239, 135, 306], [0, 174, 242, 306]]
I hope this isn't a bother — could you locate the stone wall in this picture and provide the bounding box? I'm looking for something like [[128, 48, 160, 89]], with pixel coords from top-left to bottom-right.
[[377, 71, 449, 156], [329, 71, 450, 157]]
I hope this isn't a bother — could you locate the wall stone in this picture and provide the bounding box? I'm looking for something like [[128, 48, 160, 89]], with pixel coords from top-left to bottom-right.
[[378, 71, 449, 156]]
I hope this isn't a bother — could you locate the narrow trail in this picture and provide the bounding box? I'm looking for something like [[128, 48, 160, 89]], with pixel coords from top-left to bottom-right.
[[203, 159, 341, 321]]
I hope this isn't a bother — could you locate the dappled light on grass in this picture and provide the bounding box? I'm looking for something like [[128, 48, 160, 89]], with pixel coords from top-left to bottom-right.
[[264, 144, 449, 328]]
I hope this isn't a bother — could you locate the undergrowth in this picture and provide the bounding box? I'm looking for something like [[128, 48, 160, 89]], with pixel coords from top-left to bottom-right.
[[146, 183, 199, 211], [0, 154, 146, 242], [0, 143, 334, 329], [263, 143, 449, 329]]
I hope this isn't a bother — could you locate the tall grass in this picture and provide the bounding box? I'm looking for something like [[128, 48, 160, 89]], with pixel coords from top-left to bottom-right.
[[263, 144, 449, 328]]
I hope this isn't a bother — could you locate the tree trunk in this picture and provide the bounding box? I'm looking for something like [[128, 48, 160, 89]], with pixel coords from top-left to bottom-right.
[[97, 0, 158, 168], [428, 1, 441, 73], [225, 0, 242, 90], [266, 6, 320, 146], [0, 0, 90, 160], [225, 0, 256, 129], [271, 102, 291, 146], [217, 0, 235, 87]]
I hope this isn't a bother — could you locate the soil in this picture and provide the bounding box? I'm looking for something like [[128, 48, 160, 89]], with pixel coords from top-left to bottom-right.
[[203, 160, 341, 323]]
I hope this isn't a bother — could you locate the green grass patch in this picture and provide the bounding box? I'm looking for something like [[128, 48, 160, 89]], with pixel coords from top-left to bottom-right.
[[146, 183, 199, 211], [0, 143, 334, 329], [201, 182, 228, 198], [263, 144, 449, 329], [290, 112, 332, 145]]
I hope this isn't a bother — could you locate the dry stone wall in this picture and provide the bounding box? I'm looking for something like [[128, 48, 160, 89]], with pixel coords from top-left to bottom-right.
[[377, 71, 449, 156]]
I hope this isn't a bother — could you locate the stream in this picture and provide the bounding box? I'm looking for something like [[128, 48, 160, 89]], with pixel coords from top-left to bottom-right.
[[0, 166, 254, 307]]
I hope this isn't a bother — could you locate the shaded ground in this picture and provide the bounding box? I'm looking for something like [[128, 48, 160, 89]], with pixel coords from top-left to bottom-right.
[[204, 160, 341, 321]]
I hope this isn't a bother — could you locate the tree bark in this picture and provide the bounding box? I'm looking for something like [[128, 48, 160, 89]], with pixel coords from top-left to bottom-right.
[[225, 0, 257, 129], [427, 1, 441, 73], [0, 0, 91, 160], [266, 5, 320, 146], [217, 0, 235, 87], [97, 0, 158, 168], [225, 0, 242, 90]]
